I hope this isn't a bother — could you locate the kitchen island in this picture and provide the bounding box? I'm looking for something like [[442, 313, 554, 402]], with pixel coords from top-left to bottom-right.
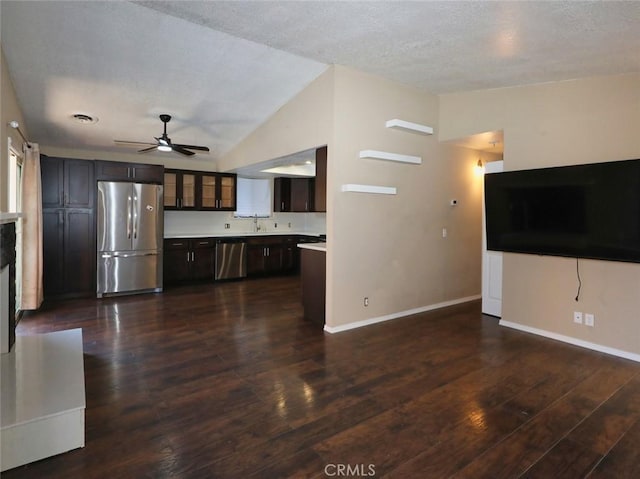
[[298, 243, 326, 326]]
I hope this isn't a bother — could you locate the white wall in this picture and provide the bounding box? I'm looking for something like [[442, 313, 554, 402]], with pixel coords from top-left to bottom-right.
[[440, 73, 640, 357], [327, 66, 482, 328]]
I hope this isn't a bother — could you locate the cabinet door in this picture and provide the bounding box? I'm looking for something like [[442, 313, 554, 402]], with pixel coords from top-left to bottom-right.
[[165, 170, 198, 210], [246, 245, 266, 276], [130, 164, 163, 183], [192, 247, 215, 281], [65, 159, 94, 208], [290, 178, 311, 212], [181, 172, 197, 209], [41, 156, 64, 208], [264, 244, 283, 273], [165, 250, 192, 282], [42, 210, 64, 296], [273, 178, 290, 212], [64, 209, 95, 294], [164, 248, 191, 283], [217, 174, 237, 211], [282, 244, 297, 272], [199, 174, 217, 210], [95, 160, 132, 181], [164, 171, 179, 209], [282, 236, 300, 272]]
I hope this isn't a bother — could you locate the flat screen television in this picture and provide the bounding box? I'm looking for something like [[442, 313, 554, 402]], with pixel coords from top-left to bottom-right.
[[484, 158, 640, 263]]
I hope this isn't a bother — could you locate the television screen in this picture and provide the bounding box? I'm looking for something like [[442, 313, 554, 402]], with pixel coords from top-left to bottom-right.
[[485, 159, 640, 263]]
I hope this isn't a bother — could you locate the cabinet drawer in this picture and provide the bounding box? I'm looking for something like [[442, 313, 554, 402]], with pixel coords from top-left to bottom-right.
[[193, 239, 216, 248], [164, 239, 190, 250], [247, 236, 286, 245]]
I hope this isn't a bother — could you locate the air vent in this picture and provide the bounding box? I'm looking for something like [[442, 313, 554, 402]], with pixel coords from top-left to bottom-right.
[[71, 113, 98, 124]]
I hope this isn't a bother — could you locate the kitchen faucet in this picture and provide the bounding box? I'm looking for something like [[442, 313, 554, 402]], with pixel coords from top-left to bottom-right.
[[254, 214, 262, 233]]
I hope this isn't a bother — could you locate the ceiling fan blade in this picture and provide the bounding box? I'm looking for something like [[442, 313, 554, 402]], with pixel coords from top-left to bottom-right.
[[115, 140, 156, 146], [138, 146, 158, 153], [171, 145, 195, 156], [173, 143, 210, 152]]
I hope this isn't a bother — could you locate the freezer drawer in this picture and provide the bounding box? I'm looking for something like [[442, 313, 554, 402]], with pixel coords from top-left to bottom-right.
[[97, 252, 162, 297]]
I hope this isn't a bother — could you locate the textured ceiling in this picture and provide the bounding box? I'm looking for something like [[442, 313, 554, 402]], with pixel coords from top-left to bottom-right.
[[2, 1, 639, 164], [137, 1, 640, 93], [0, 1, 327, 162]]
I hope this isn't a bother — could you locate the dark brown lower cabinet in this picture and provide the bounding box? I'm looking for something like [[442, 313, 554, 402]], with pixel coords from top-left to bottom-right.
[[164, 235, 316, 283], [163, 238, 215, 284], [247, 243, 282, 276], [300, 247, 326, 326], [43, 209, 95, 298], [41, 156, 96, 299]]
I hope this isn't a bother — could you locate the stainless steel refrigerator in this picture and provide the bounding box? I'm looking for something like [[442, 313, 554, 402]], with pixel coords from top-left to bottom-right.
[[97, 181, 163, 298]]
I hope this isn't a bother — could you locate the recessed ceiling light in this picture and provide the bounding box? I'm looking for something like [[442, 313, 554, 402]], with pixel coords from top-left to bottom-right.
[[71, 113, 98, 124]]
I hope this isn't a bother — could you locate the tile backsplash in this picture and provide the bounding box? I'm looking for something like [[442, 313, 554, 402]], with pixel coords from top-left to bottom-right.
[[164, 210, 326, 236]]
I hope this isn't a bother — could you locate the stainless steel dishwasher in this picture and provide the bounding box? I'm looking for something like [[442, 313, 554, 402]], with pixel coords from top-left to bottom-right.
[[215, 238, 247, 280]]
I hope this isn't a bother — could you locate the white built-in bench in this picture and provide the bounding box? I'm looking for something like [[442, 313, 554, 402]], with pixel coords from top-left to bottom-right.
[[1, 328, 85, 471]]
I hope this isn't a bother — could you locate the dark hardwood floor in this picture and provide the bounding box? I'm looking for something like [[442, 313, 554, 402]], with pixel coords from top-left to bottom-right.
[[5, 276, 640, 478]]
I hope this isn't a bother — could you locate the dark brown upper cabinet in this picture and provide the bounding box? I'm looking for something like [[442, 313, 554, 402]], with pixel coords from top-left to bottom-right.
[[274, 177, 315, 212], [273, 145, 326, 213], [164, 169, 237, 211], [95, 160, 164, 183]]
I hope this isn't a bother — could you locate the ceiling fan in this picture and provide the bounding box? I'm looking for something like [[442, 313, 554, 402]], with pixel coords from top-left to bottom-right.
[[115, 114, 210, 156]]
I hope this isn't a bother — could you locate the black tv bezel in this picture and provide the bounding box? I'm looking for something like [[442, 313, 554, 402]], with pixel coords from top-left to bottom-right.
[[484, 158, 640, 264]]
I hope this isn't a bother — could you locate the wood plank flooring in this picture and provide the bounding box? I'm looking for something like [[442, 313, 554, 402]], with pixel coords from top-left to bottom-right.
[[4, 276, 640, 478]]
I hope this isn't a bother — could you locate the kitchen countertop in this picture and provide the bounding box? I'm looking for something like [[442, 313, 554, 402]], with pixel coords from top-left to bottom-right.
[[297, 243, 327, 252], [164, 231, 324, 239]]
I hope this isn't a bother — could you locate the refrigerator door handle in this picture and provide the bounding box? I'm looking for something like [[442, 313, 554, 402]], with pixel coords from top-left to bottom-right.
[[102, 252, 157, 259], [127, 195, 132, 239], [133, 194, 138, 239]]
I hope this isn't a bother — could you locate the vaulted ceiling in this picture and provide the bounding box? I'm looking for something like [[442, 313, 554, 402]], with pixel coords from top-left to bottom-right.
[[2, 1, 639, 164]]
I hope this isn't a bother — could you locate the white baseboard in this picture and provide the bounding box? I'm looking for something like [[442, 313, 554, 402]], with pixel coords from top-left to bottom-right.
[[324, 294, 481, 334], [499, 320, 640, 363]]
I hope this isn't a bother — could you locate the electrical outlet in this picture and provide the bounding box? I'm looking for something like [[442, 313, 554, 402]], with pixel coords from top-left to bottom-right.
[[573, 311, 583, 324], [585, 313, 595, 327], [224, 223, 230, 229], [364, 297, 369, 307], [274, 222, 278, 228], [442, 228, 448, 238], [288, 222, 291, 228]]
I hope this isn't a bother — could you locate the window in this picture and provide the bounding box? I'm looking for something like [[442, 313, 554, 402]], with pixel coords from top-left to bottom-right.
[[8, 143, 22, 212], [235, 177, 271, 218], [8, 138, 23, 312]]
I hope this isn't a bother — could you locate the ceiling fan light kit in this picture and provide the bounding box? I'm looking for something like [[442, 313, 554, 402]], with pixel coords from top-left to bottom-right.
[[114, 114, 210, 156]]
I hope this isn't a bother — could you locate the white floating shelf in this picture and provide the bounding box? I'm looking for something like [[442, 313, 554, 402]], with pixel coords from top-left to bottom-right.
[[359, 150, 422, 165], [385, 119, 433, 135], [341, 184, 397, 195]]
